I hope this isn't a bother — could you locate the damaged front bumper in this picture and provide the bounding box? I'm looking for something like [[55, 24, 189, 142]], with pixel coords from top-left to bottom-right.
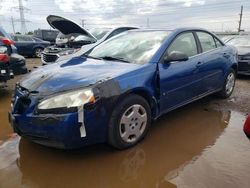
[[9, 109, 108, 149], [9, 89, 110, 149]]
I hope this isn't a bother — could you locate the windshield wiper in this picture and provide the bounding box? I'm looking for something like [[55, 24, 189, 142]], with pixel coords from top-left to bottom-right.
[[99, 56, 130, 63]]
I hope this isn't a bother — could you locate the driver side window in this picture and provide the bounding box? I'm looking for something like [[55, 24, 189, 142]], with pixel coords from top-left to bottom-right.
[[168, 32, 198, 57]]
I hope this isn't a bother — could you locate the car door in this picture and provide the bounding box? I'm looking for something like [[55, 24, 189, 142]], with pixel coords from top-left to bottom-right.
[[15, 36, 34, 55], [194, 31, 228, 93], [158, 31, 202, 113]]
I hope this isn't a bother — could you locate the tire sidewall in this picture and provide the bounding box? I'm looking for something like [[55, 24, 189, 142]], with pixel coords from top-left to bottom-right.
[[108, 95, 151, 149], [222, 69, 236, 98]]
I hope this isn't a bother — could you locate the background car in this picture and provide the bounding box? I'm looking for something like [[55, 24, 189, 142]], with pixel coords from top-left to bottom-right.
[[0, 37, 14, 87], [54, 26, 139, 63], [33, 29, 59, 44], [41, 15, 138, 64], [11, 34, 50, 58], [0, 27, 28, 75], [226, 35, 250, 75], [10, 28, 237, 150]]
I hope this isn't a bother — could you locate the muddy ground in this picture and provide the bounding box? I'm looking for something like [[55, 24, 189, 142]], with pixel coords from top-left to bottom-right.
[[0, 58, 250, 188]]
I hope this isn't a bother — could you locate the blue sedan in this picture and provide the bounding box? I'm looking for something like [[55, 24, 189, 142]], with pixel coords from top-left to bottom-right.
[[9, 28, 238, 149], [11, 35, 50, 58]]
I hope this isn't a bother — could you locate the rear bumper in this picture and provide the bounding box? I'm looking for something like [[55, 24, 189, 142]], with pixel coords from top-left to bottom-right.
[[0, 66, 10, 82]]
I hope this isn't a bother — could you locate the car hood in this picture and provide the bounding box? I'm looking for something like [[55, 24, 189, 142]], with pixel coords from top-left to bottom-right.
[[235, 46, 250, 56], [20, 56, 141, 95], [47, 15, 97, 41]]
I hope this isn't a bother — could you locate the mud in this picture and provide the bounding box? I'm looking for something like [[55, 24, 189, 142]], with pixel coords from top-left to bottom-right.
[[0, 58, 250, 188]]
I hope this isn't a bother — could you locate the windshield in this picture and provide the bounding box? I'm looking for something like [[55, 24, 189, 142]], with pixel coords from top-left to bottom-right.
[[227, 36, 250, 47], [89, 31, 169, 64], [89, 28, 111, 40]]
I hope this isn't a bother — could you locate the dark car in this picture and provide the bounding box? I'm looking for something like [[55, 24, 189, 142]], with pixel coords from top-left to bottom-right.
[[0, 27, 28, 75], [33, 29, 59, 44], [10, 28, 237, 149], [226, 35, 250, 75], [11, 34, 50, 58], [0, 37, 11, 88], [41, 15, 137, 64]]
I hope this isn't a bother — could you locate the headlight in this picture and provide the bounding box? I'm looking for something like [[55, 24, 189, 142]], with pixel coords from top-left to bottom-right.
[[38, 89, 95, 110]]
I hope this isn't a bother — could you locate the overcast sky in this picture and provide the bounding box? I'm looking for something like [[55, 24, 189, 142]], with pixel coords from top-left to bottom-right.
[[0, 0, 250, 33]]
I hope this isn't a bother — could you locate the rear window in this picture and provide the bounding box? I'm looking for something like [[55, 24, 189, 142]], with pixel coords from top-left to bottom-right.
[[197, 32, 217, 52]]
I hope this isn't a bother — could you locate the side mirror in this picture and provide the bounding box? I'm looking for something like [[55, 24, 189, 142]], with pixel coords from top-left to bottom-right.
[[164, 51, 189, 63]]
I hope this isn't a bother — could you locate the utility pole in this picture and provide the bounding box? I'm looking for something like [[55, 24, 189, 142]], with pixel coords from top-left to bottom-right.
[[238, 5, 244, 33], [11, 17, 16, 34], [18, 0, 27, 34]]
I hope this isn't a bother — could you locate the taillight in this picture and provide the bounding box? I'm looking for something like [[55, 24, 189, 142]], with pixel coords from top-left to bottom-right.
[[1, 38, 14, 45], [0, 54, 9, 63]]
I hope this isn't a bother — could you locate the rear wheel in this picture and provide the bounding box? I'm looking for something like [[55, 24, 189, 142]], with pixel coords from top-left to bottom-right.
[[108, 95, 151, 149], [217, 69, 236, 98], [33, 48, 43, 58]]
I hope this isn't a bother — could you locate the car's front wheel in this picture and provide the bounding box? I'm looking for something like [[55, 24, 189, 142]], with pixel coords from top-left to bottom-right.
[[108, 94, 151, 149], [217, 69, 236, 98]]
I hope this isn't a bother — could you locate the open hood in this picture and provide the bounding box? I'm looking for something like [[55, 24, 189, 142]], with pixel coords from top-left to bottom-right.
[[47, 15, 97, 41]]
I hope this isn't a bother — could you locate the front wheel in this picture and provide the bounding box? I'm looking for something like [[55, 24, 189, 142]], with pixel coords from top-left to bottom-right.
[[108, 95, 151, 149], [217, 69, 236, 98]]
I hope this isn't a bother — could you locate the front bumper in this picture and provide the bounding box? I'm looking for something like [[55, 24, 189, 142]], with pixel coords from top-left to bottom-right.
[[9, 109, 108, 149], [238, 57, 250, 75], [9, 88, 110, 149]]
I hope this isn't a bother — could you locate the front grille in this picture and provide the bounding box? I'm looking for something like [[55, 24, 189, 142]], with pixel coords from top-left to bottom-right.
[[238, 55, 250, 61], [238, 61, 250, 71], [42, 53, 58, 63]]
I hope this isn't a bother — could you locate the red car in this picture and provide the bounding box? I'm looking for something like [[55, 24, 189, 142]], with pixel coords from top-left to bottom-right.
[[244, 115, 250, 138]]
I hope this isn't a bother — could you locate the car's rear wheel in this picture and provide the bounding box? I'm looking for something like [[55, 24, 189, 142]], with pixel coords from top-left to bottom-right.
[[108, 95, 151, 149], [34, 48, 43, 58], [217, 69, 236, 98]]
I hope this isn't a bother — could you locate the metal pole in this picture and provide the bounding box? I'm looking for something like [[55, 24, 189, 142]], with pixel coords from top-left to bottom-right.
[[11, 16, 16, 34], [238, 5, 243, 33]]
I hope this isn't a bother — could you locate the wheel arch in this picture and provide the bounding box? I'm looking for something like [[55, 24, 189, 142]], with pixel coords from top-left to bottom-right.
[[114, 88, 159, 119]]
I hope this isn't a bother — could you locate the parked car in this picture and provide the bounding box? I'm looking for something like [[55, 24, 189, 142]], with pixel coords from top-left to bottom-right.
[[226, 35, 250, 75], [11, 34, 50, 58], [220, 35, 237, 43], [33, 29, 59, 44], [9, 28, 237, 149], [0, 27, 28, 75], [0, 38, 12, 87], [41, 15, 138, 64], [54, 27, 138, 64], [244, 115, 250, 138]]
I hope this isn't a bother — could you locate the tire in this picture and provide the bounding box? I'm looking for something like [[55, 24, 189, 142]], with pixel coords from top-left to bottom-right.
[[217, 68, 236, 98], [33, 48, 44, 58], [108, 94, 151, 149]]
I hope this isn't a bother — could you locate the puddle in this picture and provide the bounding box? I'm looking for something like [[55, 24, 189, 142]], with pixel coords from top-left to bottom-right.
[[0, 90, 13, 142], [0, 91, 250, 188]]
